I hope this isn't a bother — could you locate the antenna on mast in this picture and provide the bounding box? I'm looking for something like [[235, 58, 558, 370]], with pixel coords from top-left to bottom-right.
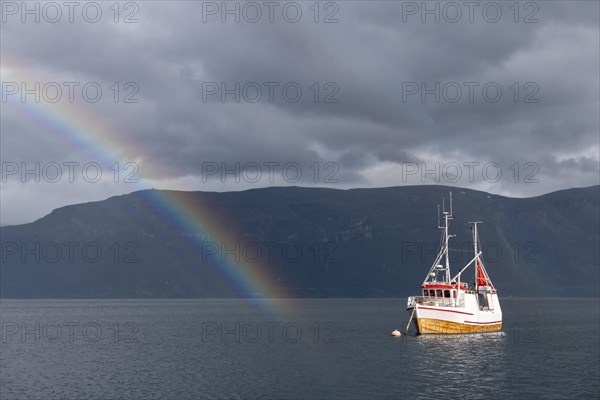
[[449, 192, 453, 216]]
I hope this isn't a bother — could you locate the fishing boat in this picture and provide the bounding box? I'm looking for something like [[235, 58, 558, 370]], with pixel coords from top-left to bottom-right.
[[405, 193, 502, 334]]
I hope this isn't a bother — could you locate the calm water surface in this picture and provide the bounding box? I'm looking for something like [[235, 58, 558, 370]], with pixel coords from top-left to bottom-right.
[[1, 298, 598, 399]]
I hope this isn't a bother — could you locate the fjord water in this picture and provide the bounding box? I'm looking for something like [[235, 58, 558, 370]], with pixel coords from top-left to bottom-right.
[[1, 298, 598, 399]]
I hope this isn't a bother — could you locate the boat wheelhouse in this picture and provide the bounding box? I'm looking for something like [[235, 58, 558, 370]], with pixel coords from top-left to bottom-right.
[[406, 193, 502, 334]]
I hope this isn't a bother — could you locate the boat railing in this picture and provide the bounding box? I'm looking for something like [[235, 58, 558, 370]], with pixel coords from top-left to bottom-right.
[[407, 296, 465, 308]]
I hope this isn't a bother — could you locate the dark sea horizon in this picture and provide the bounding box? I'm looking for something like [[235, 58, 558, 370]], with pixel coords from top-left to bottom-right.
[[1, 297, 599, 399]]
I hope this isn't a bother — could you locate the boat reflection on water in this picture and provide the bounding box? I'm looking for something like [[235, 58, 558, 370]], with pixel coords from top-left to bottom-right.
[[409, 331, 509, 399], [415, 330, 506, 343], [406, 332, 510, 399]]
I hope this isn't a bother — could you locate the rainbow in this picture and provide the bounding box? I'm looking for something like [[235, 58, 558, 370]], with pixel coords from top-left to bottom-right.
[[1, 64, 290, 317]]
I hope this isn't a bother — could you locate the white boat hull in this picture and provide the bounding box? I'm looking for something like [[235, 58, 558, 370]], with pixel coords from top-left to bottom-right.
[[407, 292, 502, 334]]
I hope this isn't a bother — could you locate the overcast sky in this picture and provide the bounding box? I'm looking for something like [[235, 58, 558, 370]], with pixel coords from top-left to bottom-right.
[[1, 0, 599, 225]]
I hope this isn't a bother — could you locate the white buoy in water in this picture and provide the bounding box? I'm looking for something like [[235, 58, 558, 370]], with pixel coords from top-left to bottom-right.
[[391, 329, 401, 337]]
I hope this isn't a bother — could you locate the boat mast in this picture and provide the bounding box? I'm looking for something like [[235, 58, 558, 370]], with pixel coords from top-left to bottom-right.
[[442, 193, 455, 283], [469, 221, 482, 290], [422, 192, 456, 285]]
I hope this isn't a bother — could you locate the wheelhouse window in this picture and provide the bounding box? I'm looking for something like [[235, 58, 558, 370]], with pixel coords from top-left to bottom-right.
[[436, 290, 442, 297], [444, 290, 450, 298]]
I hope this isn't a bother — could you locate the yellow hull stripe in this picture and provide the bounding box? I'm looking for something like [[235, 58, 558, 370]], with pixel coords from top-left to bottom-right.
[[416, 318, 502, 334]]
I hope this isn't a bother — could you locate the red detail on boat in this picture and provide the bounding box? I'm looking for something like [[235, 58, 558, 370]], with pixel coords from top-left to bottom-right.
[[422, 284, 453, 289], [476, 260, 487, 287], [417, 306, 474, 316], [421, 283, 468, 289], [464, 320, 502, 325]]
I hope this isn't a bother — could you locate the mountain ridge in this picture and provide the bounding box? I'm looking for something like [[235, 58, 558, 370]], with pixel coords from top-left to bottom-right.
[[1, 185, 598, 298]]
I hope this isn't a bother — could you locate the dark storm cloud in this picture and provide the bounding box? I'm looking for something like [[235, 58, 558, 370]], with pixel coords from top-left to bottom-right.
[[1, 0, 599, 224]]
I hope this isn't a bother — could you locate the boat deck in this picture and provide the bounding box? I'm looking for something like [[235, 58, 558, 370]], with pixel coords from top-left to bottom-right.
[[407, 295, 465, 308]]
